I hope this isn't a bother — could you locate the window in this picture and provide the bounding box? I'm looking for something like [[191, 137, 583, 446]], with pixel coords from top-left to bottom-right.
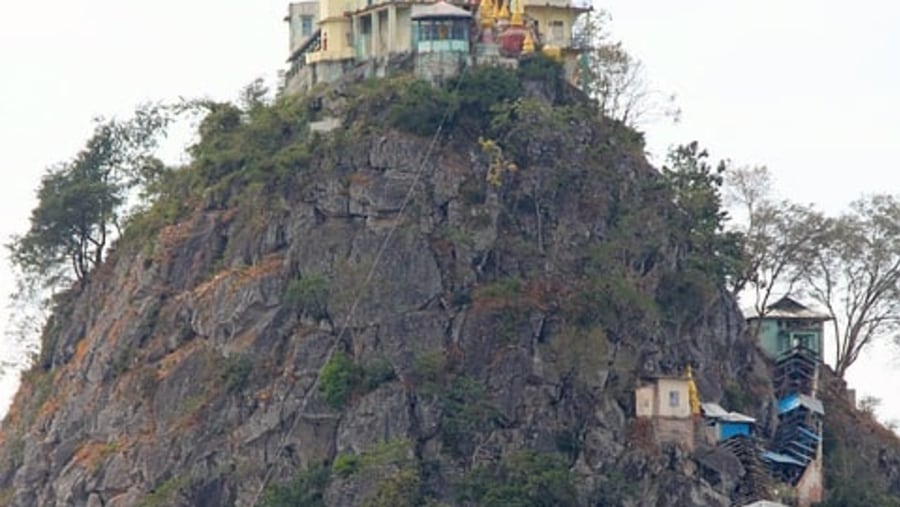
[[669, 390, 680, 408], [301, 16, 314, 37], [437, 21, 450, 40], [549, 20, 564, 44], [451, 21, 467, 40]]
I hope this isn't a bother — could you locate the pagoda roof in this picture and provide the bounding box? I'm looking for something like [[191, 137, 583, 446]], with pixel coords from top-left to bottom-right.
[[411, 1, 473, 19], [745, 296, 831, 321]]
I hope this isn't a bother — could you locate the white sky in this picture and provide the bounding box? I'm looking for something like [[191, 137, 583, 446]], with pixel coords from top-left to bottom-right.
[[1, 1, 899, 425]]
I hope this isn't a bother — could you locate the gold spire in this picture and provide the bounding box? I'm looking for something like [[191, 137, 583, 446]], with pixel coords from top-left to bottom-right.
[[496, 0, 510, 20], [479, 0, 496, 27], [522, 28, 535, 53], [686, 365, 701, 416], [510, 0, 524, 26]]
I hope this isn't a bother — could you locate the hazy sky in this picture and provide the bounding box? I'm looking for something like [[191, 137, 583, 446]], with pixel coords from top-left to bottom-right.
[[1, 1, 899, 424]]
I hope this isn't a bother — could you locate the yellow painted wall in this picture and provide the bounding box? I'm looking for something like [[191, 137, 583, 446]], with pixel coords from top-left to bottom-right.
[[394, 7, 412, 53], [635, 378, 691, 419], [525, 5, 581, 47], [656, 378, 691, 418], [635, 385, 655, 418], [320, 0, 352, 21]]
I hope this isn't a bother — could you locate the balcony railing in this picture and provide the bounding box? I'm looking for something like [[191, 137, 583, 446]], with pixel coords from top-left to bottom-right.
[[523, 0, 592, 10]]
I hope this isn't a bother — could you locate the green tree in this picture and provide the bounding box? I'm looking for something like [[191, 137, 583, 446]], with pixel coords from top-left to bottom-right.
[[8, 104, 170, 288], [458, 451, 578, 507], [261, 463, 330, 507], [662, 142, 744, 285]]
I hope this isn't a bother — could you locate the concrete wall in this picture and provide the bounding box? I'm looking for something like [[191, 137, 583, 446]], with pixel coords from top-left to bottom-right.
[[795, 453, 823, 507], [414, 51, 469, 83], [635, 379, 690, 418], [657, 378, 691, 418], [288, 2, 320, 54], [395, 8, 412, 52], [320, 0, 352, 21], [284, 65, 316, 94], [525, 5, 580, 48], [635, 385, 655, 418], [655, 417, 695, 452]]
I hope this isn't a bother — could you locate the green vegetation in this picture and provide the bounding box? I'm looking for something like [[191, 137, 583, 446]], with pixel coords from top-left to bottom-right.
[[587, 470, 637, 506], [474, 277, 523, 302], [410, 350, 448, 386], [138, 475, 190, 507], [387, 80, 459, 136], [436, 375, 499, 458], [331, 452, 360, 477], [362, 468, 421, 507], [662, 142, 744, 286], [332, 439, 414, 478], [457, 451, 578, 507], [821, 431, 900, 507], [722, 382, 754, 414], [284, 275, 330, 320], [9, 104, 171, 288], [261, 463, 330, 507], [384, 61, 568, 140], [320, 352, 360, 408], [331, 440, 420, 507], [221, 354, 253, 393], [319, 352, 397, 409], [553, 429, 583, 462]]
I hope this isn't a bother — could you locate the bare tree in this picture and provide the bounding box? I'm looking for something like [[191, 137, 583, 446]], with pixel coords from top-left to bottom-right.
[[725, 166, 828, 318], [801, 194, 900, 377], [572, 10, 680, 127]]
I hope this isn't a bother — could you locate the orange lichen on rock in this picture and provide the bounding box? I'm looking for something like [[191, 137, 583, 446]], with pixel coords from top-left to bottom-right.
[[156, 341, 204, 381], [72, 440, 120, 472], [72, 338, 91, 366]]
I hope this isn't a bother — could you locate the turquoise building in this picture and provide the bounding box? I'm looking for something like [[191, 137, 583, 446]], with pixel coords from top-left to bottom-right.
[[746, 296, 830, 360]]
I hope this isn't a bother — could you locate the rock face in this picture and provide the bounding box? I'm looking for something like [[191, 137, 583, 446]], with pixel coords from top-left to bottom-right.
[[0, 76, 895, 507]]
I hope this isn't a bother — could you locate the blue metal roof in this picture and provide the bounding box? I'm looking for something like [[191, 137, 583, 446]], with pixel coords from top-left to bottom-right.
[[778, 393, 825, 415]]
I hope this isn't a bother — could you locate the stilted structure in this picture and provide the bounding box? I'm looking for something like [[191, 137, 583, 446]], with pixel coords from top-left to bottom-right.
[[772, 346, 818, 398], [748, 296, 829, 507]]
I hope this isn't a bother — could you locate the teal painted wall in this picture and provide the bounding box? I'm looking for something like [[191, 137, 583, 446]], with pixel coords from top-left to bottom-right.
[[757, 318, 824, 359], [759, 319, 780, 357]]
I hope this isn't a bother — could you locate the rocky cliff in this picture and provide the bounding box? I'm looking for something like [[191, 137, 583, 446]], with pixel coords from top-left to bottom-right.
[[0, 65, 897, 507]]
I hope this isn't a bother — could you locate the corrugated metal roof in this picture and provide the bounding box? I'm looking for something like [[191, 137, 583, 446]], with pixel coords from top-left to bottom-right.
[[701, 402, 756, 423], [720, 412, 756, 423], [411, 1, 472, 19], [778, 393, 825, 415], [701, 402, 728, 418], [745, 296, 831, 321]]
